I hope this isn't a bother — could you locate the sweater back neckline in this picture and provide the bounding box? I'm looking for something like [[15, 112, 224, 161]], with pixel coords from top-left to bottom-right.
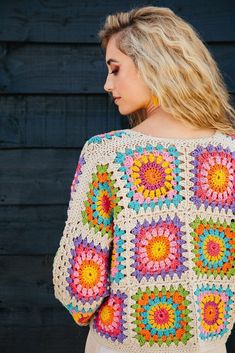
[[126, 128, 221, 143]]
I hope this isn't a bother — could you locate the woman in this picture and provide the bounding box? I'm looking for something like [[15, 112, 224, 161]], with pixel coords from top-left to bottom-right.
[[52, 6, 235, 353]]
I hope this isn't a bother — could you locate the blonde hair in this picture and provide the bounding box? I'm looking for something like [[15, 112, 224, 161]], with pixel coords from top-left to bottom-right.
[[98, 6, 235, 134]]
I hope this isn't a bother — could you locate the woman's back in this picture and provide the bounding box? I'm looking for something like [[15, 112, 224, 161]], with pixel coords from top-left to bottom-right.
[[53, 128, 235, 353]]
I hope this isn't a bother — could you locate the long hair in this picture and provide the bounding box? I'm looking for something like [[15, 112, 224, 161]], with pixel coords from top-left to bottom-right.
[[98, 6, 235, 134]]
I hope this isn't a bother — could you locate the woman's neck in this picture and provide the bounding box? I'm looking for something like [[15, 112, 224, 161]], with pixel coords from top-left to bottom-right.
[[133, 106, 216, 138]]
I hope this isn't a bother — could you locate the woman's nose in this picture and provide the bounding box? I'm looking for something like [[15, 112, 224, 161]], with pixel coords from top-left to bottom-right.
[[104, 75, 113, 93]]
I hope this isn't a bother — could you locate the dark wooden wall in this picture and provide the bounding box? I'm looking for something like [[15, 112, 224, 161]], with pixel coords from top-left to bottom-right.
[[0, 1, 234, 352]]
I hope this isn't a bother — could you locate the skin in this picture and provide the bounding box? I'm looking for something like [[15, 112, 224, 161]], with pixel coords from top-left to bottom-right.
[[104, 34, 215, 138]]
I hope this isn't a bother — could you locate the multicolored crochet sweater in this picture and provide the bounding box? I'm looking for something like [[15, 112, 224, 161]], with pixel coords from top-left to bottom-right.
[[52, 129, 235, 353]]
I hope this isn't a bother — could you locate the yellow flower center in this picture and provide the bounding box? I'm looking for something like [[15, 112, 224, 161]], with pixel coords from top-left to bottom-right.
[[147, 236, 170, 261], [80, 261, 100, 288], [100, 305, 114, 325], [208, 165, 228, 192]]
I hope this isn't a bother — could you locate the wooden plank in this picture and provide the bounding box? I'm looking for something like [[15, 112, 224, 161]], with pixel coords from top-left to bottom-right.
[[0, 326, 88, 353], [0, 326, 234, 353], [0, 95, 125, 148], [0, 255, 79, 326], [0, 43, 234, 93], [226, 329, 235, 353], [0, 205, 67, 255], [0, 43, 106, 93], [0, 0, 234, 43], [0, 148, 84, 206], [0, 93, 234, 148], [0, 254, 93, 330]]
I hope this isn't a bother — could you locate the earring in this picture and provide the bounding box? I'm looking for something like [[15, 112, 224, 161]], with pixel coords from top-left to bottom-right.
[[144, 94, 160, 109], [152, 95, 159, 107]]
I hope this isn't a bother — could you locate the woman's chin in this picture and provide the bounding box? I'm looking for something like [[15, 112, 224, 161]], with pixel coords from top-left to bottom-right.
[[117, 105, 138, 115]]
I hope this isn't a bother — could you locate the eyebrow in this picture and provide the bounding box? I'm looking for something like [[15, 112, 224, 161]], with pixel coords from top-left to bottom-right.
[[106, 59, 119, 65]]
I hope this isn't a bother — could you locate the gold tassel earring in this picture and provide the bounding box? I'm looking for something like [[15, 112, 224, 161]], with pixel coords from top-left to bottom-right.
[[144, 94, 160, 109], [152, 95, 159, 107]]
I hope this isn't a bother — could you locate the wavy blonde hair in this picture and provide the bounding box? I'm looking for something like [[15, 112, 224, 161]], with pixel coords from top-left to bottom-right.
[[98, 6, 235, 134]]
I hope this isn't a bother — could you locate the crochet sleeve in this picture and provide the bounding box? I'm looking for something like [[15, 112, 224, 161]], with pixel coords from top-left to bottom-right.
[[52, 140, 115, 326]]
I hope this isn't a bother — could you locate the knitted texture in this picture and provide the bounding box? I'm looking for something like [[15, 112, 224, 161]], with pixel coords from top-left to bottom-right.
[[52, 129, 235, 353]]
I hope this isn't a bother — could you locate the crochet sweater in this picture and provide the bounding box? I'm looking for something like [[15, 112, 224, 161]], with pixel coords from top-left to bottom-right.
[[52, 128, 235, 353]]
